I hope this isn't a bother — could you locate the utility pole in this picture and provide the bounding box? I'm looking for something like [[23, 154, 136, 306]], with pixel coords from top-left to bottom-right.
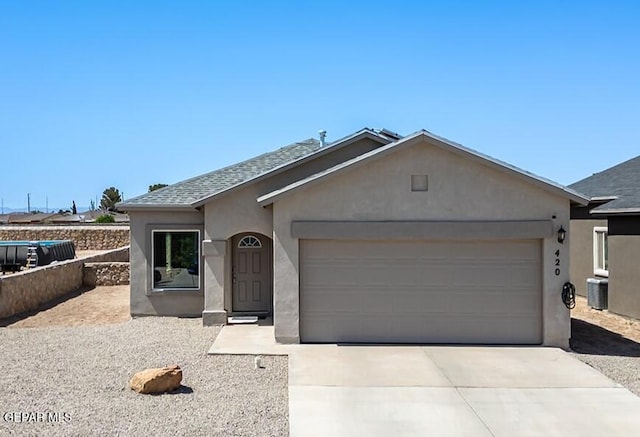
[[1, 197, 3, 214], [46, 196, 48, 213], [27, 193, 31, 213]]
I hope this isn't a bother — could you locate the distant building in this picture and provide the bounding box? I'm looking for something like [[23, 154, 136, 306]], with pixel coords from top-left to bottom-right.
[[49, 210, 129, 223], [8, 212, 60, 224], [0, 210, 129, 225]]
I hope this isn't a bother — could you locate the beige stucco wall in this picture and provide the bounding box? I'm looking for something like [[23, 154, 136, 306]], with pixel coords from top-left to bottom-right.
[[0, 225, 130, 250], [202, 183, 272, 324], [201, 137, 386, 323], [569, 219, 608, 297], [608, 235, 640, 319], [272, 137, 572, 347], [129, 210, 204, 317], [0, 247, 129, 319]]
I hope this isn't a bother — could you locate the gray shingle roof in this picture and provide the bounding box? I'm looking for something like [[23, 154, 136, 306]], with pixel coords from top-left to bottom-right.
[[569, 155, 640, 213], [120, 138, 321, 208]]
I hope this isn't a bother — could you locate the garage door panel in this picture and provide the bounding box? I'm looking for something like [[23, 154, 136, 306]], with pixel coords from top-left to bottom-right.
[[305, 290, 538, 318], [302, 314, 408, 343], [302, 313, 542, 344], [302, 314, 541, 344], [300, 239, 542, 344], [445, 291, 536, 313], [302, 289, 364, 312], [391, 290, 453, 313], [304, 285, 539, 315]]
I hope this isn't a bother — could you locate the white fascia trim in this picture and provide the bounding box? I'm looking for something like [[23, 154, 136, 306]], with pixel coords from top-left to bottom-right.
[[590, 196, 619, 201], [591, 207, 640, 215], [258, 130, 590, 206], [191, 130, 391, 207]]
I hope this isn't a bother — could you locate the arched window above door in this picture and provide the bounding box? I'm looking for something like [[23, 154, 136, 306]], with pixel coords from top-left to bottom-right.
[[238, 235, 262, 248]]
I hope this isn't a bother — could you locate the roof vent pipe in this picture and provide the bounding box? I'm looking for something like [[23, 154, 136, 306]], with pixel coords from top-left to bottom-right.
[[318, 130, 327, 147]]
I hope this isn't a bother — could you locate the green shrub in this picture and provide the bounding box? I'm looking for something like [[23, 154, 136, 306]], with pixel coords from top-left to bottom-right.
[[95, 214, 115, 223]]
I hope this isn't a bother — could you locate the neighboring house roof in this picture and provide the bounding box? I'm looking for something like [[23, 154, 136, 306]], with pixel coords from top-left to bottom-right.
[[48, 214, 82, 223], [48, 210, 129, 223], [258, 130, 589, 206], [109, 212, 130, 223], [8, 212, 60, 224], [119, 128, 396, 210], [569, 155, 640, 214], [51, 209, 129, 223]]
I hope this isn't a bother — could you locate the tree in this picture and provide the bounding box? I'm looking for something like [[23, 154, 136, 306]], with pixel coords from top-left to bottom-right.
[[148, 183, 168, 192], [90, 199, 96, 211], [100, 187, 122, 212]]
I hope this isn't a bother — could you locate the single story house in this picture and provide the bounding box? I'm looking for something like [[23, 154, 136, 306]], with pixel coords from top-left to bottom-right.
[[119, 127, 588, 347], [569, 155, 640, 319]]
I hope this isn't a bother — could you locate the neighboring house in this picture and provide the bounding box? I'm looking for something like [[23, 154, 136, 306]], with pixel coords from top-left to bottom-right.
[[8, 212, 61, 224], [49, 210, 130, 223], [569, 155, 640, 319], [0, 211, 129, 225], [119, 127, 587, 347]]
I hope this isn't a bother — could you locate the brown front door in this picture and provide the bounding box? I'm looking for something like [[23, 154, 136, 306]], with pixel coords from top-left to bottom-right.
[[232, 233, 272, 314]]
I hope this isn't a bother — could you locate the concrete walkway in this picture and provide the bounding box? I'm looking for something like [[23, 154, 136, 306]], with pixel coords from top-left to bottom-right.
[[210, 325, 640, 436]]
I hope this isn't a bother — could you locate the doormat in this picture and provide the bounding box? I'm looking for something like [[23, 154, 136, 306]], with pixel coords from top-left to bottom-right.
[[228, 316, 258, 324]]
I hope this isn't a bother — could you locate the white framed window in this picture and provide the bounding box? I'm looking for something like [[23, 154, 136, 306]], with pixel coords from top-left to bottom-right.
[[593, 226, 608, 277], [151, 229, 200, 291]]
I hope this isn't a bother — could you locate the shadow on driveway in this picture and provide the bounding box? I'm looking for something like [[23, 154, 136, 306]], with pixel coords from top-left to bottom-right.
[[570, 318, 640, 357]]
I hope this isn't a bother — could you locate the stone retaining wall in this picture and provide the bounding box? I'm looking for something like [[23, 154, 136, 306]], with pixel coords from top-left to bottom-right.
[[0, 225, 129, 250], [0, 246, 129, 319], [83, 262, 130, 287]]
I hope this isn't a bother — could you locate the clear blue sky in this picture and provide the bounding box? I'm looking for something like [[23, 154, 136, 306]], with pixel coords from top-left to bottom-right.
[[1, 1, 638, 211]]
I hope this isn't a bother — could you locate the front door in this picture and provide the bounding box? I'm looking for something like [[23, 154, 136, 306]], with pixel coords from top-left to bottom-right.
[[232, 233, 272, 314]]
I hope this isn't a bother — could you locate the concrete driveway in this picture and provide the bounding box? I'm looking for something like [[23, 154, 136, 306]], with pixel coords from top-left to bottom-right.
[[210, 326, 640, 436]]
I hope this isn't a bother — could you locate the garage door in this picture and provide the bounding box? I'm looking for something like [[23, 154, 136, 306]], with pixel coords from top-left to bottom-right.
[[300, 239, 542, 344]]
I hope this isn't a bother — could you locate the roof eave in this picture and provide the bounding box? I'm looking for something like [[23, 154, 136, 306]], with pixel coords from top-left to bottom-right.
[[117, 203, 197, 212], [191, 129, 393, 208], [417, 131, 590, 206], [591, 207, 640, 215], [590, 196, 619, 202], [258, 132, 425, 206], [258, 131, 590, 206]]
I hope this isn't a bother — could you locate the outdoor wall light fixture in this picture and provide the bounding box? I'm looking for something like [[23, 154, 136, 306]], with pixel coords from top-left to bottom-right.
[[557, 226, 566, 244]]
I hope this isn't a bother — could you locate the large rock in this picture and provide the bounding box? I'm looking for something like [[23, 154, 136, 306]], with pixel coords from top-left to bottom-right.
[[129, 365, 183, 394]]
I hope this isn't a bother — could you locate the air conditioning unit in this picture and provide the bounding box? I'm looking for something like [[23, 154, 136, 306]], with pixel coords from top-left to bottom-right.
[[587, 278, 608, 310]]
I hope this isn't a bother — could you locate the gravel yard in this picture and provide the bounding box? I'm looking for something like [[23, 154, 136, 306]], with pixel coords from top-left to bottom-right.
[[0, 318, 288, 436], [2, 285, 640, 435], [570, 296, 640, 396]]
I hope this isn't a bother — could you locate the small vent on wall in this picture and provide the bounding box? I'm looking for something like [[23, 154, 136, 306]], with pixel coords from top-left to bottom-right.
[[411, 174, 429, 192]]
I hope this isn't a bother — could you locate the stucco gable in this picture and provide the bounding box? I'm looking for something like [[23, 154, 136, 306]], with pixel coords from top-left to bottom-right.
[[269, 138, 575, 225], [258, 131, 589, 207]]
